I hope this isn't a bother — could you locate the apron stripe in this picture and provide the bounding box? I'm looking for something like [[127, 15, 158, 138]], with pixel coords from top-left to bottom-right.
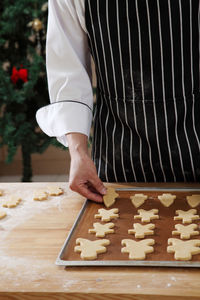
[[146, 0, 167, 181], [179, 0, 196, 181], [168, 0, 186, 181]]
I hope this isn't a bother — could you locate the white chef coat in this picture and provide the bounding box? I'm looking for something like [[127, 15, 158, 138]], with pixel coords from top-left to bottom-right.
[[36, 0, 93, 147]]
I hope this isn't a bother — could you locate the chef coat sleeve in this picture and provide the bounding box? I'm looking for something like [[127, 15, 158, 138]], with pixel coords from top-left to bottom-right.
[[36, 0, 93, 147]]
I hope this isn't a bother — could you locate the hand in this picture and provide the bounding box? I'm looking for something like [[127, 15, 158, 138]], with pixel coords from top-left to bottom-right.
[[69, 152, 106, 203]]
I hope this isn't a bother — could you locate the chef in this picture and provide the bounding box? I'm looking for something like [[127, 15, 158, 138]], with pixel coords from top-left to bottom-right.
[[36, 0, 200, 203]]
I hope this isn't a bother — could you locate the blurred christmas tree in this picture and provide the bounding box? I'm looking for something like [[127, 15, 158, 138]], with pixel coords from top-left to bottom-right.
[[0, 0, 65, 182]]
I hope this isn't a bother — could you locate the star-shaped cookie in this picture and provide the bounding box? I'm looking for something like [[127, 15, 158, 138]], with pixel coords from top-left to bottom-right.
[[128, 223, 155, 238], [174, 209, 199, 224], [95, 208, 119, 222], [134, 209, 159, 223], [89, 222, 114, 237], [172, 224, 199, 239], [167, 238, 200, 260]]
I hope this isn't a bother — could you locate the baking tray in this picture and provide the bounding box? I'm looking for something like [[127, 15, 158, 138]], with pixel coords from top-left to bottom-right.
[[56, 187, 200, 267]]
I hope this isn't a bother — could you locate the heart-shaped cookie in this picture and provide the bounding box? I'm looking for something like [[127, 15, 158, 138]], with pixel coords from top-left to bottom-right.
[[186, 195, 200, 208], [158, 193, 176, 207], [130, 194, 148, 208]]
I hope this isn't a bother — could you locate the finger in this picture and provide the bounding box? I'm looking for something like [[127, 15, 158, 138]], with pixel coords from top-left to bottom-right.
[[77, 184, 103, 203], [89, 176, 107, 195]]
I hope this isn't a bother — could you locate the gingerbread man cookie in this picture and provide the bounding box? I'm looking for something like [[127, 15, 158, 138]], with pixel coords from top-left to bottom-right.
[[174, 209, 199, 224], [2, 196, 21, 208], [134, 209, 159, 223], [47, 186, 64, 196], [95, 208, 119, 222], [0, 210, 6, 220], [167, 238, 200, 260], [103, 187, 119, 208], [130, 194, 148, 208], [128, 223, 155, 238], [89, 222, 114, 237], [172, 224, 199, 239], [121, 239, 155, 260], [186, 195, 200, 208], [33, 190, 48, 201], [74, 238, 110, 260], [158, 193, 176, 207]]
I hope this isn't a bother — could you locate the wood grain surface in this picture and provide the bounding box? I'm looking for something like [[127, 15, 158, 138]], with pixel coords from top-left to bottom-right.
[[0, 182, 200, 300]]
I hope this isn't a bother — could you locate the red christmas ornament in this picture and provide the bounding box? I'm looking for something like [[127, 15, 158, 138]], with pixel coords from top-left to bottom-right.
[[11, 66, 28, 84]]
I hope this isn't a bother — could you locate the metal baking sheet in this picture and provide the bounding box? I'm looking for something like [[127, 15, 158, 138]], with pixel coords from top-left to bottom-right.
[[56, 187, 200, 267]]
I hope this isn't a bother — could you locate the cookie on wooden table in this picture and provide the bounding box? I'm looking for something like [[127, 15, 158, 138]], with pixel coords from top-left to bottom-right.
[[2, 196, 21, 208]]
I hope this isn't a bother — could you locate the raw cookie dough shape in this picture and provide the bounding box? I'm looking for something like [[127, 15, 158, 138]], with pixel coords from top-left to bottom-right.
[[0, 189, 3, 196], [95, 208, 119, 222], [121, 239, 155, 260], [47, 186, 64, 196], [134, 209, 159, 223], [172, 224, 199, 239], [33, 190, 48, 201], [88, 222, 115, 237], [0, 210, 6, 219], [103, 187, 119, 208], [174, 209, 199, 224], [74, 238, 110, 260], [186, 195, 200, 208], [158, 193, 176, 207], [2, 196, 21, 208], [128, 223, 155, 238], [167, 238, 200, 260], [130, 194, 148, 208]]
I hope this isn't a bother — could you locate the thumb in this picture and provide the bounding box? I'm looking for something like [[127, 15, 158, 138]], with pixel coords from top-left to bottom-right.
[[90, 175, 107, 195]]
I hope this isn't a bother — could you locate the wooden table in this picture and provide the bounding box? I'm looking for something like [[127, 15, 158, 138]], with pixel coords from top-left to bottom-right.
[[0, 182, 200, 300]]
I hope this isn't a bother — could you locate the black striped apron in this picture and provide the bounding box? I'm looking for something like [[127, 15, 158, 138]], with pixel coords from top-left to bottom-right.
[[85, 0, 200, 182]]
